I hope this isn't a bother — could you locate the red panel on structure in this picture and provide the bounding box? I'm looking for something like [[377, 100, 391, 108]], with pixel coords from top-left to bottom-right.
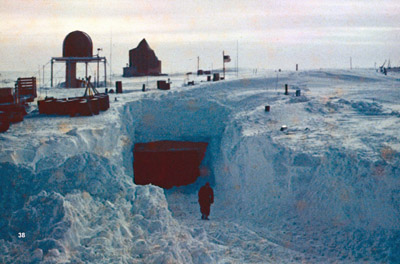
[[133, 141, 208, 189], [16, 77, 37, 103], [37, 94, 109, 117]]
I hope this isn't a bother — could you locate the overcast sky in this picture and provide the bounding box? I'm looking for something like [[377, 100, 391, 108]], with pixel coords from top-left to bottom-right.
[[1, 0, 399, 73]]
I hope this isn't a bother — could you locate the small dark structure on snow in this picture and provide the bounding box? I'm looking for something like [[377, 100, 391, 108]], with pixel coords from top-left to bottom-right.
[[157, 80, 170, 90], [123, 39, 162, 77], [116, 81, 123, 93], [213, 73, 220, 81]]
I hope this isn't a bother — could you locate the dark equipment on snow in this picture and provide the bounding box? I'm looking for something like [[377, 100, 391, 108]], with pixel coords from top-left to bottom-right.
[[116, 81, 123, 94], [37, 76, 109, 117], [157, 80, 170, 90]]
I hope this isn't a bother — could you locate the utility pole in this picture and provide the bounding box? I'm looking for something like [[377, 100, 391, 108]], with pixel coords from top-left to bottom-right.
[[85, 62, 88, 80], [197, 56, 200, 72], [97, 48, 102, 87], [110, 31, 112, 87], [104, 59, 107, 88], [350, 57, 352, 70], [51, 59, 54, 88]]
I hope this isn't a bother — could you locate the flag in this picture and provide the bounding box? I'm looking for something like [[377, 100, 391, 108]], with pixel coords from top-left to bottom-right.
[[223, 55, 231, 63]]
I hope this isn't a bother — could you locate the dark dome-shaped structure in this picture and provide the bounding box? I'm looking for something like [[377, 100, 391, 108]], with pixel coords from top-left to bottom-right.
[[63, 31, 93, 57]]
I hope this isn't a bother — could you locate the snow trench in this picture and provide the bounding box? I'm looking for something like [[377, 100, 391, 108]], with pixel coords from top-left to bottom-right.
[[0, 88, 231, 263], [1, 75, 400, 263]]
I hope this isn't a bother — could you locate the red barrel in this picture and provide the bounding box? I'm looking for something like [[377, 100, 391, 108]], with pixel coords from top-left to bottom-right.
[[213, 73, 220, 81], [116, 81, 123, 93]]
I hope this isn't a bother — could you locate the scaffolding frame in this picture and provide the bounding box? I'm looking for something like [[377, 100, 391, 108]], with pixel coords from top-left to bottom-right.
[[50, 56, 107, 88]]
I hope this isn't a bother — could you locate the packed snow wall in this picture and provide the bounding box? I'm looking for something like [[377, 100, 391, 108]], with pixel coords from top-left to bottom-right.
[[204, 75, 400, 261], [215, 129, 400, 228], [212, 129, 400, 260]]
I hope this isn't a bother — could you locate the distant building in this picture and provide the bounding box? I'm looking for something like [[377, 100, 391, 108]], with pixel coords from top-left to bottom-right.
[[123, 39, 162, 77]]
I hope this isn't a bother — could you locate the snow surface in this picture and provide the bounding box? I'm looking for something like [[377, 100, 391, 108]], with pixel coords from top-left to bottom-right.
[[0, 69, 400, 263]]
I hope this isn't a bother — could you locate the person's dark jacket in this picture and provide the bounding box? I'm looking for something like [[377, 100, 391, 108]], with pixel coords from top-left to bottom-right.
[[198, 184, 214, 205]]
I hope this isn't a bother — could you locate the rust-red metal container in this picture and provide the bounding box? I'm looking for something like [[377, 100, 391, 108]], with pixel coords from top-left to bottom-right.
[[133, 141, 208, 189]]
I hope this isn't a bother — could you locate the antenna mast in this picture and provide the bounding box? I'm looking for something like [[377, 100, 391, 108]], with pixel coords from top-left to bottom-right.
[[110, 30, 112, 87]]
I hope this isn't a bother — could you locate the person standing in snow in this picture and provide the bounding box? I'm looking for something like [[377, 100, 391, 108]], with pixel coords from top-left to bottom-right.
[[198, 182, 214, 220]]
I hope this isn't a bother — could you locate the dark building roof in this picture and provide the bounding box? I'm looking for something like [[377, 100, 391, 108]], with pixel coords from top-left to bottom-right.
[[63, 31, 93, 57], [137, 38, 150, 49]]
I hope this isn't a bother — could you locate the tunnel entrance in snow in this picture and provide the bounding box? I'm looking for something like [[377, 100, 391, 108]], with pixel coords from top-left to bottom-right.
[[133, 141, 208, 189]]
